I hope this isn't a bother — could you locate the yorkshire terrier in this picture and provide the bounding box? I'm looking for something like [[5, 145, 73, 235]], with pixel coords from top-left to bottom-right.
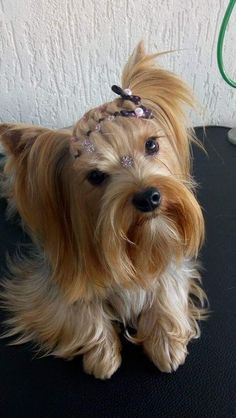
[[0, 42, 207, 379]]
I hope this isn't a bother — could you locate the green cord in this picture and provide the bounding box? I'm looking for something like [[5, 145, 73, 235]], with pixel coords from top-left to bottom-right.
[[217, 0, 236, 88]]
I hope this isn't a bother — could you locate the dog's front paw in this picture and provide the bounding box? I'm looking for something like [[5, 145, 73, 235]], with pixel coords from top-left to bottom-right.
[[143, 330, 188, 373], [83, 339, 121, 379]]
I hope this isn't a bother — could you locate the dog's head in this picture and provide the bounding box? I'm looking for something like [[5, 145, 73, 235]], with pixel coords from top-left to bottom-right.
[[0, 42, 204, 302]]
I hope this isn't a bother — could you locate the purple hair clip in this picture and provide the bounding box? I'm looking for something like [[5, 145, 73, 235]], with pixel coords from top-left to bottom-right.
[[111, 85, 141, 105], [111, 85, 153, 119]]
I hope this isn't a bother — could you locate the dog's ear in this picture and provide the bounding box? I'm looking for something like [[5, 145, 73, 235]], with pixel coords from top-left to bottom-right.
[[0, 123, 52, 157], [1, 124, 82, 302]]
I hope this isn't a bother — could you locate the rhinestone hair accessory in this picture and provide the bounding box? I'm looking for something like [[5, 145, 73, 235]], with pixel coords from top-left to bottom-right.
[[70, 136, 95, 157], [81, 138, 96, 153], [120, 155, 134, 168]]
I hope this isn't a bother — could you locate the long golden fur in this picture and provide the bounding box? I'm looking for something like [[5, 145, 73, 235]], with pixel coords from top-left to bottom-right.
[[0, 42, 207, 379]]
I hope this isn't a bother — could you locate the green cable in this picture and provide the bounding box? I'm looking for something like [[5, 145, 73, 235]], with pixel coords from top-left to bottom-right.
[[217, 0, 236, 88]]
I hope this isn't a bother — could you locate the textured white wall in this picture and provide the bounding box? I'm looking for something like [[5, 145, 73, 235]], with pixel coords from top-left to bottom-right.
[[0, 0, 235, 128]]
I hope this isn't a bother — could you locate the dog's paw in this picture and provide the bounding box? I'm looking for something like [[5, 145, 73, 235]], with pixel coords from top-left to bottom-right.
[[143, 331, 188, 373], [83, 340, 121, 379]]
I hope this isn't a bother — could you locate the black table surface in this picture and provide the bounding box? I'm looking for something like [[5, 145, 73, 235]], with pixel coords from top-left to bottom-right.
[[0, 126, 235, 418]]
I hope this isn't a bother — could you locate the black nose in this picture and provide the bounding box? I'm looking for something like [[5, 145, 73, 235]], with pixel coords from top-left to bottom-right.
[[132, 187, 161, 212]]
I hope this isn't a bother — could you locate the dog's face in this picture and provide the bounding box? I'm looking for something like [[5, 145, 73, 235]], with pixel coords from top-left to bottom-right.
[[0, 42, 204, 302], [72, 115, 204, 287]]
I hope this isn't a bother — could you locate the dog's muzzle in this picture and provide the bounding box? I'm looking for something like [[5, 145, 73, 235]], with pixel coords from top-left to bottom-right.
[[132, 187, 161, 212]]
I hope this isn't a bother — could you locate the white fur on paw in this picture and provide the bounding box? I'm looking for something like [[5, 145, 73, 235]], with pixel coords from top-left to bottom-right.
[[83, 344, 121, 379], [144, 335, 188, 373]]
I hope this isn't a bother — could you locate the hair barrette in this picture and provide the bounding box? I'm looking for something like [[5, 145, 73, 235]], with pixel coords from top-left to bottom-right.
[[111, 85, 153, 119]]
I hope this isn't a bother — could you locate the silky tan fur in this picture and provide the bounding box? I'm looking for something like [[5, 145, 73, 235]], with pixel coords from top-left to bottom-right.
[[0, 43, 207, 379]]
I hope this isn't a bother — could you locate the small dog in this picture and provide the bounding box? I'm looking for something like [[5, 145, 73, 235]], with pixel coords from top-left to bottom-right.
[[0, 42, 207, 379]]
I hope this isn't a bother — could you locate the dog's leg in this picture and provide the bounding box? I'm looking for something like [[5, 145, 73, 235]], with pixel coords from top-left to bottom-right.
[[52, 297, 122, 380], [53, 298, 122, 380], [82, 313, 122, 380], [1, 263, 121, 380], [136, 262, 206, 373]]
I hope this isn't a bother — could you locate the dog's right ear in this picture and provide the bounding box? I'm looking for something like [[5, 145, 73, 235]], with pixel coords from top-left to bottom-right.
[[0, 123, 84, 303], [0, 123, 51, 157]]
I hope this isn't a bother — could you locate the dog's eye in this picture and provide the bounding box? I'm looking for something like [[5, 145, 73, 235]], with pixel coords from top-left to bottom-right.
[[87, 170, 108, 186], [145, 137, 159, 155]]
